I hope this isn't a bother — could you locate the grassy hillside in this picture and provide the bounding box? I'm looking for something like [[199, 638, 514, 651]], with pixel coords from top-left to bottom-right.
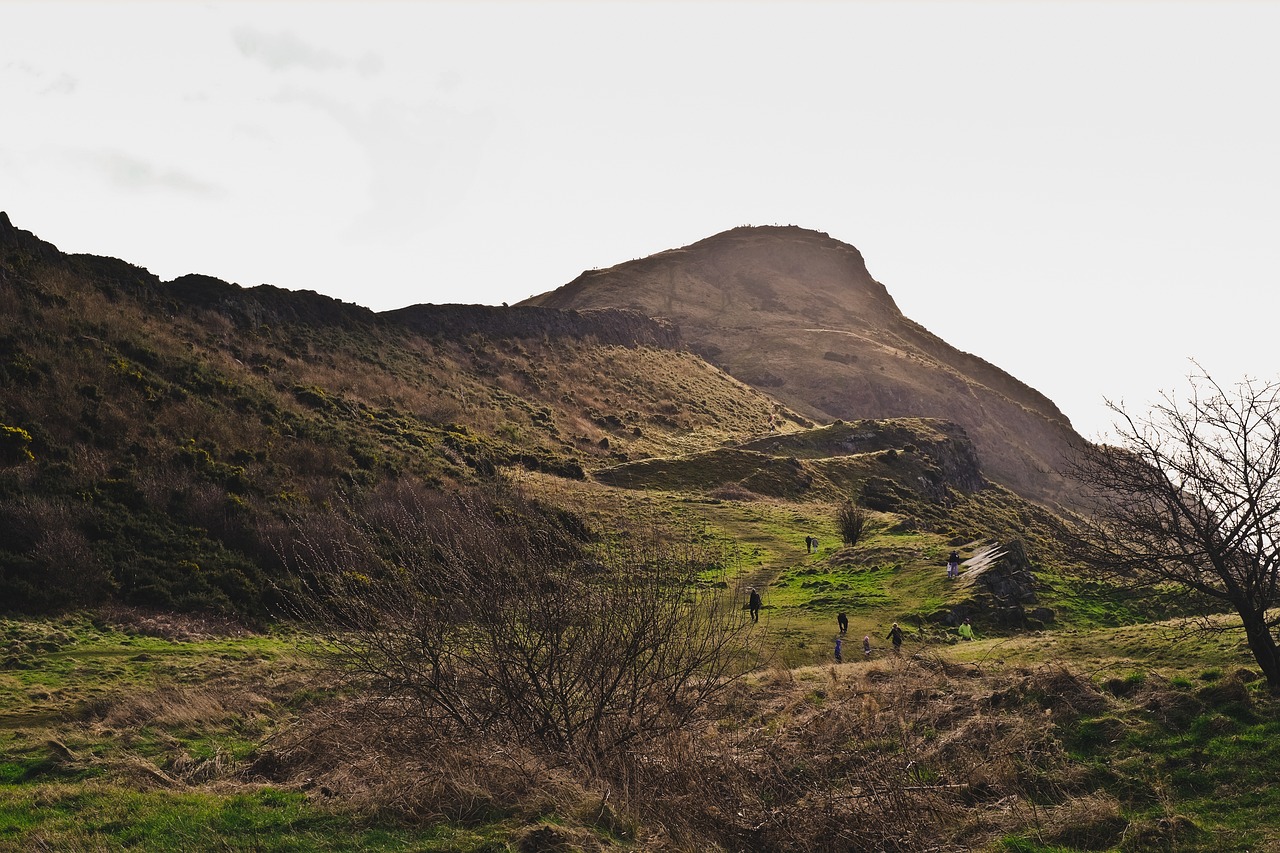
[[0, 218, 808, 616]]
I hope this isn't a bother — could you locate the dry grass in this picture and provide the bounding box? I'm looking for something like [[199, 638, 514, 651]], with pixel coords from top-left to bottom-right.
[[95, 604, 254, 642], [255, 653, 1117, 851], [89, 684, 271, 731]]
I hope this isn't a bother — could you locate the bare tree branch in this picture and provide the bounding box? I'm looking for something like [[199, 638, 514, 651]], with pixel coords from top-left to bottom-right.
[[284, 479, 766, 759], [1069, 368, 1280, 688]]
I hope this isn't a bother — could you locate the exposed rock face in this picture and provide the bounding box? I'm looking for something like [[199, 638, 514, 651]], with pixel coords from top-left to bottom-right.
[[0, 211, 62, 263], [737, 418, 985, 493], [387, 304, 679, 348], [521, 225, 1089, 510], [0, 211, 679, 349], [933, 540, 1052, 630]]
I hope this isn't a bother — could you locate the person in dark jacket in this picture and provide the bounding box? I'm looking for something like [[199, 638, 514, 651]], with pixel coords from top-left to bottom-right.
[[887, 622, 904, 652], [748, 587, 762, 623]]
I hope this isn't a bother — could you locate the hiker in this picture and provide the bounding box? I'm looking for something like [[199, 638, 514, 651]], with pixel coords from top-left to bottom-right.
[[958, 617, 974, 641], [863, 635, 872, 657], [748, 587, 761, 623], [805, 535, 817, 553], [834, 636, 843, 663], [947, 550, 961, 580], [837, 611, 848, 635], [886, 622, 903, 653]]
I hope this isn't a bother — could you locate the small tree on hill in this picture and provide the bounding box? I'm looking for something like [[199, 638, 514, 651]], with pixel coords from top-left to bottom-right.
[[837, 488, 868, 546], [1070, 370, 1280, 690]]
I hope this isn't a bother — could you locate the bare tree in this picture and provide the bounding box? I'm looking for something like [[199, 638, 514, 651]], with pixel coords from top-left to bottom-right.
[[1070, 370, 1280, 689], [287, 480, 763, 759]]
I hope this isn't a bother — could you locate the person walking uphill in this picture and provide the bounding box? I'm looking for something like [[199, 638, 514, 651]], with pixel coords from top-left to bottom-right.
[[886, 622, 904, 653], [748, 587, 762, 623], [947, 550, 961, 580]]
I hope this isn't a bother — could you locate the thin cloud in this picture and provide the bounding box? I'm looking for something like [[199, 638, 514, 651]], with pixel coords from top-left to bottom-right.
[[231, 26, 347, 72], [3, 61, 77, 95], [41, 73, 76, 95], [73, 149, 221, 197]]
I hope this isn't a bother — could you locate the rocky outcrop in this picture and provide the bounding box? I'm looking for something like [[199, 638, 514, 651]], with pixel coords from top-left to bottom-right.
[[930, 540, 1054, 631], [0, 211, 63, 264], [386, 304, 680, 349], [520, 224, 1090, 510]]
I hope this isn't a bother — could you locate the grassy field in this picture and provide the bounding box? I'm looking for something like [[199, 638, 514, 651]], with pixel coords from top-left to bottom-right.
[[4, 492, 1280, 851]]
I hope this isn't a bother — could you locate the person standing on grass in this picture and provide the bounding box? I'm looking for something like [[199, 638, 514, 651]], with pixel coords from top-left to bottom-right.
[[837, 611, 848, 635], [748, 587, 761, 623], [947, 550, 961, 580], [863, 635, 872, 657], [958, 617, 974, 641], [887, 622, 903, 653], [834, 636, 843, 663]]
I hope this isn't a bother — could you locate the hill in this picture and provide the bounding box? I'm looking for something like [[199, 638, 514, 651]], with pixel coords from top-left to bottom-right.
[[0, 212, 1104, 626], [521, 225, 1087, 509], [7, 214, 1279, 852], [0, 213, 810, 615]]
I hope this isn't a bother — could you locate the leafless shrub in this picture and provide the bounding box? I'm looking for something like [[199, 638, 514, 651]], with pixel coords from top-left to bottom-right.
[[837, 495, 868, 546], [286, 480, 763, 762]]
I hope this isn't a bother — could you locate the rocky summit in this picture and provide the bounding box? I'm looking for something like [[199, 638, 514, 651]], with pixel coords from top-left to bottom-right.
[[522, 225, 1086, 510]]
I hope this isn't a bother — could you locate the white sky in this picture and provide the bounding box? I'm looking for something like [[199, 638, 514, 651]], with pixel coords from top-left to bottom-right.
[[3, 1, 1278, 440]]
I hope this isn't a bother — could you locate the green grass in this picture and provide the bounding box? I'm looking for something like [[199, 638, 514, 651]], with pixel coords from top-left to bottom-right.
[[4, 599, 1280, 852], [0, 784, 512, 851], [0, 614, 527, 851]]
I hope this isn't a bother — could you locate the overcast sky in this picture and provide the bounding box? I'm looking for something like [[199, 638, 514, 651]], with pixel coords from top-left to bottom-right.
[[4, 1, 1277, 439]]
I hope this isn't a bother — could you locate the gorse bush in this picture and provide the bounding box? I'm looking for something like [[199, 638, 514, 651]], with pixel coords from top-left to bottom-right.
[[0, 424, 33, 464]]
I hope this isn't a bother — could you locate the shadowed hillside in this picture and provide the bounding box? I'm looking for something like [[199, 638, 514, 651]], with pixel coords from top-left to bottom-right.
[[0, 213, 809, 614], [522, 225, 1087, 509]]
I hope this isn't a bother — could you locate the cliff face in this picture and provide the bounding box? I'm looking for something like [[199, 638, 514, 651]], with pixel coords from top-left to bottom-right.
[[523, 225, 1087, 510], [385, 304, 679, 348]]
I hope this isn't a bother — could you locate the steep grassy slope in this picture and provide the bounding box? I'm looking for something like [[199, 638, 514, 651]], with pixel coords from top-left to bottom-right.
[[521, 225, 1088, 510], [0, 214, 808, 616]]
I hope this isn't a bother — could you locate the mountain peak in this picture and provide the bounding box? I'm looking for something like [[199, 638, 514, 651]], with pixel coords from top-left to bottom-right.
[[527, 224, 899, 329], [0, 212, 62, 262], [523, 225, 1084, 509]]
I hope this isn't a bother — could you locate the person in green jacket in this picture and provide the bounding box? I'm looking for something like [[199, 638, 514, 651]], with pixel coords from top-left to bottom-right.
[[957, 617, 974, 641]]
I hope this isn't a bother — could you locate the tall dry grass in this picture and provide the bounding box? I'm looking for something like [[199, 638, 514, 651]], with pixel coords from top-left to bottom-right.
[[255, 654, 1123, 851]]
